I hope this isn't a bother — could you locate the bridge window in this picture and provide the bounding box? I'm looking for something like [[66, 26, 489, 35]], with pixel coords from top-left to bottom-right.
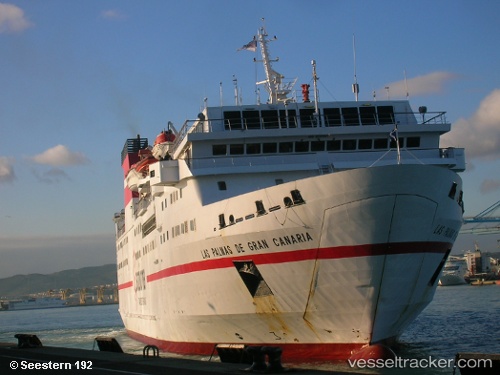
[[279, 109, 297, 128], [342, 107, 360, 126], [377, 106, 394, 124], [324, 108, 342, 126], [243, 110, 260, 129], [224, 111, 242, 130], [299, 108, 316, 127], [360, 106, 376, 125], [261, 110, 279, 129]]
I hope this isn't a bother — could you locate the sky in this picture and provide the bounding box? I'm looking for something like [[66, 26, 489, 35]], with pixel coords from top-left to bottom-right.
[[0, 0, 499, 278]]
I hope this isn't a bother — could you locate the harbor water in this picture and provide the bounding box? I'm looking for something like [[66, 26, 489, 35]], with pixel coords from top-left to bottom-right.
[[0, 284, 498, 374]]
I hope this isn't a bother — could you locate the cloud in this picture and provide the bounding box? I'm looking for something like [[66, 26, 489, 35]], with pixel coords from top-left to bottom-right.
[[0, 3, 33, 33], [100, 9, 127, 20], [0, 156, 15, 183], [441, 89, 500, 160], [480, 179, 500, 194], [30, 145, 89, 167], [32, 167, 71, 184], [378, 71, 458, 98]]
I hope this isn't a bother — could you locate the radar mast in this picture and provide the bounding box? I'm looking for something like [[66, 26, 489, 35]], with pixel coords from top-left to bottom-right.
[[254, 21, 296, 104]]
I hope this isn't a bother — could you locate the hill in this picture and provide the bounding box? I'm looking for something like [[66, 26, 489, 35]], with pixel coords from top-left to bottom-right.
[[0, 264, 117, 298]]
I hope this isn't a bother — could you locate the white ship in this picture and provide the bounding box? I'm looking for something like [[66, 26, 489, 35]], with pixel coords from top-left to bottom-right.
[[438, 256, 468, 286], [113, 25, 465, 361], [3, 297, 67, 311]]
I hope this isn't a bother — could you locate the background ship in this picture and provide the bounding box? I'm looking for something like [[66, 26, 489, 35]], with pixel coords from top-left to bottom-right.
[[1, 297, 67, 311], [438, 256, 468, 286], [113, 24, 465, 361]]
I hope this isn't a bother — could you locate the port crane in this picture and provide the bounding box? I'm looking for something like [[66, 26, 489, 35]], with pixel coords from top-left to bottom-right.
[[461, 200, 500, 234]]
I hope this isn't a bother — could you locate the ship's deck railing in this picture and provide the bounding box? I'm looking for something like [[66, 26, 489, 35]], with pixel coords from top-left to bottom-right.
[[171, 110, 448, 156]]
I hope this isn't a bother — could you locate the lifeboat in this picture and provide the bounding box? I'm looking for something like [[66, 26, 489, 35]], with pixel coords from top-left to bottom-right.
[[152, 130, 176, 160], [126, 147, 156, 191]]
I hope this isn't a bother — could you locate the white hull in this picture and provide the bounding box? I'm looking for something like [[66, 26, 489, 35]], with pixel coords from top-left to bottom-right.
[[5, 298, 67, 311], [116, 164, 463, 360], [439, 258, 468, 286], [438, 274, 467, 286], [114, 24, 465, 361]]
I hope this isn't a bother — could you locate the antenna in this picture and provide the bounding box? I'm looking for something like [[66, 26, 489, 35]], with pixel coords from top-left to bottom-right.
[[404, 69, 409, 99], [232, 75, 240, 105], [311, 60, 320, 118], [352, 34, 359, 101], [253, 20, 296, 104], [219, 82, 223, 106]]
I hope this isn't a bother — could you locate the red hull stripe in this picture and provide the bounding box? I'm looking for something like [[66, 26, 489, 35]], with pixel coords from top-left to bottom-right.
[[139, 241, 450, 285], [126, 329, 364, 362], [118, 280, 133, 290], [117, 242, 450, 290]]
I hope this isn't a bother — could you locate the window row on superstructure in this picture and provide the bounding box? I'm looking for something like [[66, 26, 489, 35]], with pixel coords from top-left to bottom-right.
[[134, 238, 157, 260], [158, 218, 197, 245], [159, 189, 183, 212], [117, 258, 129, 270], [212, 136, 420, 156], [116, 236, 128, 251], [172, 219, 197, 239], [223, 105, 396, 130]]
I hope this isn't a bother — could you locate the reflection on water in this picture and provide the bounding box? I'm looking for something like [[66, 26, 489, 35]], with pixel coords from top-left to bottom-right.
[[0, 285, 498, 374]]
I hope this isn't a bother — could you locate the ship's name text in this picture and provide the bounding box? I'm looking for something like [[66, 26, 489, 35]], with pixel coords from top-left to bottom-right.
[[432, 224, 458, 240], [200, 232, 313, 259]]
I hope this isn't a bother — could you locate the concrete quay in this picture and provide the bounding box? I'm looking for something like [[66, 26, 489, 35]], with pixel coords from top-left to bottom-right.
[[0, 341, 348, 375]]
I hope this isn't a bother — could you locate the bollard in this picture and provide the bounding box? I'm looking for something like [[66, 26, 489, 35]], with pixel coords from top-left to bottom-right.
[[14, 334, 42, 349], [94, 337, 123, 353], [245, 345, 267, 372], [262, 346, 285, 373], [143, 345, 160, 358]]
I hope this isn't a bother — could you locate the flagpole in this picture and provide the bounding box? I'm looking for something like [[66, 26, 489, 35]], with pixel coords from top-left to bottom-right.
[[395, 124, 401, 165], [390, 124, 401, 165]]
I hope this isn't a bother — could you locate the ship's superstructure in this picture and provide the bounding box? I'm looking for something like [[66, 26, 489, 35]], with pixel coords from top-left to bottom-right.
[[438, 256, 468, 286], [113, 25, 465, 361]]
